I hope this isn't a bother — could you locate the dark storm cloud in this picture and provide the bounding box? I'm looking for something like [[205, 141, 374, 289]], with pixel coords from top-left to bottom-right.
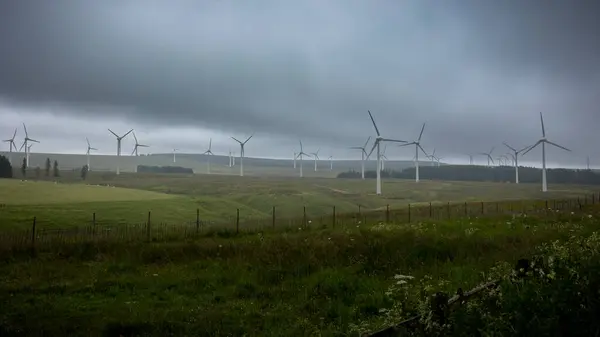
[[0, 0, 599, 164]]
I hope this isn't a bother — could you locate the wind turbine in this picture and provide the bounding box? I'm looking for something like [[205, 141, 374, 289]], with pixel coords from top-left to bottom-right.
[[466, 154, 474, 165], [3, 128, 17, 165], [328, 155, 333, 170], [131, 132, 149, 156], [203, 138, 214, 174], [435, 156, 443, 167], [293, 152, 297, 169], [19, 123, 39, 168], [86, 137, 98, 170], [522, 112, 571, 192], [172, 148, 179, 163], [478, 147, 495, 167], [296, 140, 311, 178], [311, 148, 320, 171], [349, 136, 371, 179], [366, 110, 408, 195], [398, 123, 428, 182], [26, 143, 34, 166], [108, 128, 133, 175], [231, 133, 253, 177], [427, 149, 437, 167], [380, 146, 388, 170], [228, 148, 234, 167]]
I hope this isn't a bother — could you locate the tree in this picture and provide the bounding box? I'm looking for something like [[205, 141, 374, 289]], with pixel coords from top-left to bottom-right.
[[81, 165, 89, 180], [45, 158, 51, 176], [35, 166, 41, 179], [21, 158, 26, 177], [53, 160, 60, 177], [0, 155, 12, 178]]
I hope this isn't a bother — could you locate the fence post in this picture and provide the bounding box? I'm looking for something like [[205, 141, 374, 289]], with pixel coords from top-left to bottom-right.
[[408, 204, 411, 223], [447, 202, 450, 218], [31, 216, 37, 251], [545, 200, 548, 210], [303, 206, 307, 229], [429, 202, 433, 218], [332, 206, 336, 228], [592, 194, 596, 205], [386, 204, 390, 223], [481, 201, 484, 214], [236, 208, 240, 234], [92, 212, 96, 226], [196, 208, 200, 234], [464, 202, 468, 216], [272, 206, 276, 229], [358, 205, 362, 217], [146, 211, 151, 242]]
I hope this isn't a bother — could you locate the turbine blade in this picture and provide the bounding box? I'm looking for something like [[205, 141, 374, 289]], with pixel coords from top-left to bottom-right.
[[367, 110, 381, 136], [299, 140, 303, 152], [381, 138, 407, 143], [29, 139, 39, 143], [418, 123, 426, 141], [362, 136, 371, 149], [209, 138, 212, 150], [108, 129, 118, 137], [349, 146, 362, 150], [502, 142, 516, 152], [546, 140, 571, 152], [397, 142, 412, 147], [86, 137, 91, 147], [366, 141, 378, 159], [521, 140, 542, 156], [19, 141, 25, 151], [517, 144, 533, 153], [540, 112, 546, 137], [231, 136, 242, 144], [22, 123, 28, 137], [12, 128, 17, 140], [243, 133, 254, 144], [131, 147, 136, 156], [418, 144, 428, 156], [489, 146, 495, 155], [133, 132, 138, 143], [123, 129, 134, 138]]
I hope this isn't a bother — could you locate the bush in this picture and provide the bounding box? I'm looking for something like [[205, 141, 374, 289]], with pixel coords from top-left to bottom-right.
[[137, 165, 193, 174], [0, 155, 12, 178]]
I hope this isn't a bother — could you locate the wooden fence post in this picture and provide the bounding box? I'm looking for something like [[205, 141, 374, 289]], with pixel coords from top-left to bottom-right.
[[272, 206, 276, 229], [31, 216, 37, 250], [386, 204, 390, 223], [196, 208, 200, 234], [592, 194, 596, 205], [447, 202, 451, 218], [408, 204, 411, 223], [236, 208, 240, 234], [481, 201, 484, 214], [146, 211, 151, 241], [358, 205, 362, 217], [303, 206, 307, 229], [464, 202, 468, 216], [92, 212, 96, 226], [332, 206, 336, 228], [429, 202, 433, 218]]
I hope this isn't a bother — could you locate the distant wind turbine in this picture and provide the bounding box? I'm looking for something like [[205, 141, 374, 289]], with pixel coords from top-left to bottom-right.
[[86, 137, 98, 170], [131, 132, 149, 156], [108, 128, 133, 175], [228, 148, 234, 167], [366, 110, 408, 195], [311, 148, 320, 171], [503, 141, 531, 184], [3, 128, 17, 165], [398, 123, 428, 182], [296, 140, 311, 178], [350, 136, 371, 179], [380, 145, 388, 170], [19, 123, 39, 168], [478, 147, 495, 167], [466, 154, 474, 165], [522, 112, 571, 192], [328, 155, 333, 170], [172, 148, 179, 163], [204, 138, 214, 174], [231, 134, 254, 177]]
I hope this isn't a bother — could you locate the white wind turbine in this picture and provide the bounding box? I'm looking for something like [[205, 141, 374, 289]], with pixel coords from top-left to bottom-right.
[[349, 136, 371, 179], [231, 134, 253, 177], [131, 132, 149, 156], [522, 112, 571, 192], [478, 147, 495, 167], [380, 145, 388, 170], [293, 151, 297, 169], [19, 123, 39, 168], [466, 154, 474, 165], [108, 128, 133, 175], [366, 110, 408, 195], [328, 154, 333, 170], [86, 137, 98, 170], [296, 140, 311, 178], [203, 138, 214, 174], [228, 148, 234, 167], [398, 123, 428, 182], [172, 148, 179, 163], [427, 149, 437, 167], [3, 128, 17, 165], [311, 148, 320, 171], [26, 143, 34, 166]]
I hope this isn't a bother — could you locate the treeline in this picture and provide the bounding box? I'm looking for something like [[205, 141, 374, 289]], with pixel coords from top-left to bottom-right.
[[337, 165, 600, 185], [137, 165, 193, 174], [0, 156, 12, 178]]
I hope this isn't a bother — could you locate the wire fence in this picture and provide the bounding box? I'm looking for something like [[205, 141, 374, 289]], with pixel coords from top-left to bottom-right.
[[1, 193, 598, 252]]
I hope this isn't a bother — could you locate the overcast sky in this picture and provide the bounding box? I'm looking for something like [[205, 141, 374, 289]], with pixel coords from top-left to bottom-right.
[[1, 1, 598, 168]]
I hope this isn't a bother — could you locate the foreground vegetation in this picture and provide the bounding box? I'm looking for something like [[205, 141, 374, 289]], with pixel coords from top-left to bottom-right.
[[1, 205, 599, 336]]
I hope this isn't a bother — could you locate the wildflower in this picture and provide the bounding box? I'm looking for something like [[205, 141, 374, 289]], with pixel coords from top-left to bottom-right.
[[308, 220, 312, 224], [396, 280, 408, 285], [394, 274, 414, 280], [153, 274, 158, 277], [218, 244, 222, 248], [328, 237, 331, 240], [571, 212, 575, 215], [588, 215, 593, 218]]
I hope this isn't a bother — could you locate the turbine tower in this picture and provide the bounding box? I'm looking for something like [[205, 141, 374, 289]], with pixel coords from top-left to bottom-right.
[[380, 145, 388, 170], [203, 138, 214, 174], [522, 112, 571, 192], [229, 148, 234, 167], [349, 136, 371, 179], [296, 140, 311, 178], [366, 110, 407, 195], [172, 148, 179, 163], [131, 132, 149, 156], [311, 148, 320, 171], [427, 149, 437, 167], [26, 143, 34, 166], [108, 128, 133, 175], [328, 155, 333, 170], [503, 141, 531, 184], [293, 152, 297, 169], [86, 137, 98, 170], [466, 154, 474, 165], [231, 133, 253, 177], [398, 123, 428, 182], [478, 147, 495, 167], [3, 128, 17, 165], [19, 123, 39, 168]]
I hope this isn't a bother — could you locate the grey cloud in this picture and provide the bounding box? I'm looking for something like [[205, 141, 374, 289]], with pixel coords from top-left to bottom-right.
[[0, 0, 599, 165]]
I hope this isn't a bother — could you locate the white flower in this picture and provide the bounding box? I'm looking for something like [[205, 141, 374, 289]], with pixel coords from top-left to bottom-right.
[[218, 244, 222, 248], [308, 220, 312, 224], [588, 215, 593, 218], [396, 280, 408, 285], [571, 212, 575, 215], [394, 274, 414, 280]]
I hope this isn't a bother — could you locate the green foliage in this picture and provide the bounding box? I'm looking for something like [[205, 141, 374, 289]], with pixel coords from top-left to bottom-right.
[[137, 165, 194, 174], [45, 157, 51, 176], [21, 157, 26, 177], [53, 160, 60, 177], [81, 165, 88, 180], [0, 155, 12, 178]]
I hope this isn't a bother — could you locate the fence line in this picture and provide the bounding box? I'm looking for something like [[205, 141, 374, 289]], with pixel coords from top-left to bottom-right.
[[0, 193, 598, 251]]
